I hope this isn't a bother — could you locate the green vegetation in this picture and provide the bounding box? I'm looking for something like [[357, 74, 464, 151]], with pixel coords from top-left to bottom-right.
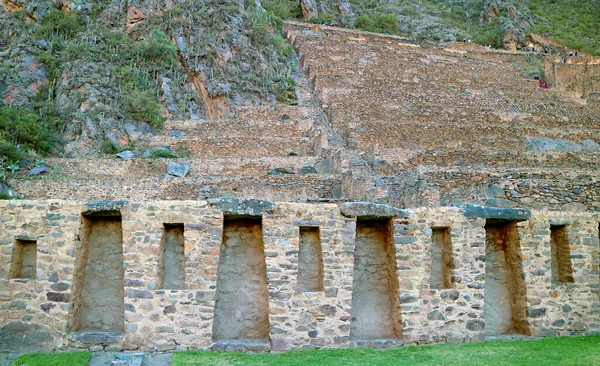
[[0, 106, 55, 163], [528, 0, 600, 55], [12, 351, 91, 366], [355, 13, 399, 34], [265, 0, 599, 55], [173, 336, 600, 365]]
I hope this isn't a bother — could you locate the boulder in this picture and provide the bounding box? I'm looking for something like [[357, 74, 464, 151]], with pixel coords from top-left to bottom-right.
[[116, 150, 136, 160], [167, 162, 189, 177], [28, 165, 48, 176]]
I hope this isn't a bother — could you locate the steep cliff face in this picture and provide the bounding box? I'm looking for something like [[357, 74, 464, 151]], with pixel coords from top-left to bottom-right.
[[0, 0, 295, 157]]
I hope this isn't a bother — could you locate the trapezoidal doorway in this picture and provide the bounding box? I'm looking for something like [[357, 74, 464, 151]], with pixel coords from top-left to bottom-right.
[[72, 213, 125, 332], [483, 221, 529, 336], [212, 216, 270, 343], [349, 218, 402, 341]]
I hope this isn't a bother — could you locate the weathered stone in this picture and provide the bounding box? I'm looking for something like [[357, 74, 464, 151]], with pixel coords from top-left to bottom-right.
[[208, 197, 274, 216], [462, 205, 530, 222], [167, 162, 190, 178], [49, 282, 70, 291], [268, 168, 295, 175], [527, 308, 547, 318], [0, 322, 53, 352], [163, 304, 176, 315], [78, 332, 108, 345], [28, 165, 48, 176], [580, 139, 600, 152], [153, 339, 176, 351], [116, 150, 136, 160], [298, 164, 317, 174], [83, 200, 128, 216], [440, 290, 459, 301], [46, 292, 70, 302], [40, 303, 55, 312], [486, 185, 505, 198], [427, 310, 446, 321], [339, 202, 409, 218], [400, 295, 418, 304], [524, 137, 582, 152], [466, 320, 485, 331], [126, 289, 153, 299]]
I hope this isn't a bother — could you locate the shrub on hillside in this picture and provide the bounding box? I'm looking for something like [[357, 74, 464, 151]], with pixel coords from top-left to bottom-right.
[[355, 14, 398, 34], [0, 106, 55, 163], [37, 9, 84, 40]]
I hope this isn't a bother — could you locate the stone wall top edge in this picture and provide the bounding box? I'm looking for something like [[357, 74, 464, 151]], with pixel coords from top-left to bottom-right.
[[2, 200, 600, 220]]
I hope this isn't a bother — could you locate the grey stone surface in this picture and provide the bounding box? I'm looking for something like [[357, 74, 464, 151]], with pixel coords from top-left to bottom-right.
[[340, 202, 409, 218], [0, 321, 53, 353], [524, 137, 582, 152], [167, 162, 189, 178], [462, 205, 530, 222], [267, 167, 295, 175], [116, 150, 136, 160], [298, 163, 317, 174], [83, 201, 128, 216], [314, 159, 332, 174], [580, 139, 600, 152], [28, 165, 48, 175], [208, 197, 274, 216]]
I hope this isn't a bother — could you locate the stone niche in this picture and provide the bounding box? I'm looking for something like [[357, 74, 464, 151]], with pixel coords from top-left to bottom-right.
[[349, 218, 402, 341], [160, 223, 185, 289], [212, 216, 270, 343], [483, 221, 529, 336], [430, 227, 453, 289], [71, 213, 125, 332], [550, 225, 574, 283], [9, 239, 37, 279], [297, 227, 324, 292]]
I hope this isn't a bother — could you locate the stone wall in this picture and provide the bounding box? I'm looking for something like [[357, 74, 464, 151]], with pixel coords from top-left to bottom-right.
[[1, 200, 599, 354], [545, 57, 600, 98]]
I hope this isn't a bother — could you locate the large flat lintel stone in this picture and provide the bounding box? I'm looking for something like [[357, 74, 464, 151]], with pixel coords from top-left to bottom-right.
[[83, 201, 128, 216], [207, 197, 274, 217], [340, 202, 409, 219], [462, 205, 530, 222]]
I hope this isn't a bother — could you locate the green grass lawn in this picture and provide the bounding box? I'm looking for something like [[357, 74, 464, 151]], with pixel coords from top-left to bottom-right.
[[12, 351, 91, 366], [173, 335, 600, 366]]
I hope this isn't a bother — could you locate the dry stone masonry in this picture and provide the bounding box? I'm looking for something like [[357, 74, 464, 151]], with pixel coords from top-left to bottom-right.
[[1, 199, 599, 354], [1, 22, 600, 355]]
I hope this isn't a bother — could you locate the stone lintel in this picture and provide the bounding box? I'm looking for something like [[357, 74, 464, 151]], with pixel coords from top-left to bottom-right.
[[14, 235, 38, 241], [339, 202, 410, 219], [462, 205, 531, 222], [549, 220, 572, 226], [83, 201, 128, 217], [207, 197, 274, 217]]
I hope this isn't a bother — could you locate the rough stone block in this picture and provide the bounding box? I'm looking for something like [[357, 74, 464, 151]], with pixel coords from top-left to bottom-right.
[[167, 162, 190, 178], [208, 197, 274, 216], [462, 205, 530, 222], [339, 202, 409, 218], [83, 201, 128, 216]]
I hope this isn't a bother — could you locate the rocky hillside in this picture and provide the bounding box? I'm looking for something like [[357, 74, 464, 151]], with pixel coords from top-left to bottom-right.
[[0, 0, 598, 182], [293, 0, 599, 54], [0, 0, 295, 164]]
